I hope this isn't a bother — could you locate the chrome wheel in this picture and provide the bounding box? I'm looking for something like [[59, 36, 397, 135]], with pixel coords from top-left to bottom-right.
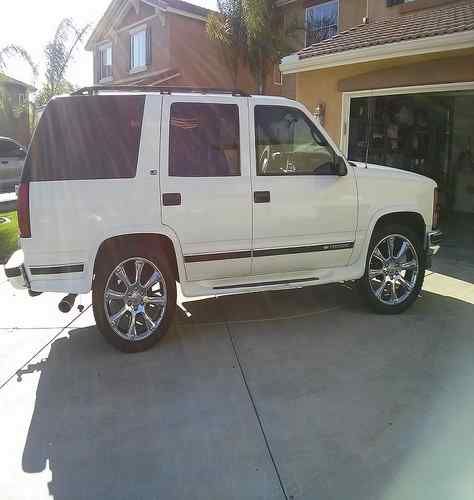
[[103, 257, 167, 341], [368, 234, 419, 306]]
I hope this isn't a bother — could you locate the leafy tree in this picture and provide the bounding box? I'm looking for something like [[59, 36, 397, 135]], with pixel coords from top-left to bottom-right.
[[207, 0, 248, 88], [35, 18, 90, 106], [0, 45, 38, 79], [207, 0, 300, 94], [0, 46, 37, 140]]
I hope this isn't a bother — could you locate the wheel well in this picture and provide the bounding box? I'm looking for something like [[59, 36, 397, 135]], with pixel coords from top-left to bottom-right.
[[93, 234, 180, 282], [373, 212, 426, 245]]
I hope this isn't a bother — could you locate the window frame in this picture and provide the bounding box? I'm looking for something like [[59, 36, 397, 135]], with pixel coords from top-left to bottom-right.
[[98, 42, 113, 83], [254, 104, 338, 177], [305, 0, 339, 47], [273, 64, 283, 86], [129, 24, 148, 74], [168, 101, 242, 178], [0, 138, 23, 158]]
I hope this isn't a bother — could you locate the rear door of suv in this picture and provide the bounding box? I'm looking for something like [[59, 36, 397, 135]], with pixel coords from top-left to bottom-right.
[[160, 95, 252, 281]]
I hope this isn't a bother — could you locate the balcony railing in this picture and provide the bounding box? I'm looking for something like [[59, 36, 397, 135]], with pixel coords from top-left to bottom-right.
[[305, 24, 338, 47]]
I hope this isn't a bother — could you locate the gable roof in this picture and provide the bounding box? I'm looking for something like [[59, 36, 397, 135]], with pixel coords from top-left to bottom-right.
[[86, 0, 213, 50], [297, 1, 474, 60], [145, 0, 210, 18], [0, 73, 36, 92]]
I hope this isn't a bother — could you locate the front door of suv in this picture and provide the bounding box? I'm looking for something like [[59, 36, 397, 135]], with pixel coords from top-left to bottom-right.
[[250, 103, 357, 275], [160, 95, 252, 281]]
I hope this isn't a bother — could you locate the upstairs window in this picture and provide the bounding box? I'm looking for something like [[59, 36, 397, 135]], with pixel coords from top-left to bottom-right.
[[98, 43, 112, 81], [129, 25, 150, 72], [305, 0, 338, 46]]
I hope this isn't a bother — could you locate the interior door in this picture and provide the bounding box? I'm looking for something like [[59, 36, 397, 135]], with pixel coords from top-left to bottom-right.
[[250, 102, 357, 276], [160, 95, 252, 281]]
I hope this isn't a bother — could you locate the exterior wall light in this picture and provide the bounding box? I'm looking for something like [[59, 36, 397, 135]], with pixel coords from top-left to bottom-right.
[[314, 102, 325, 126]]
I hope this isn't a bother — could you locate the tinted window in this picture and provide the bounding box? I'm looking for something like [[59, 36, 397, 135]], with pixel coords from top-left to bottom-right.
[[255, 105, 336, 176], [23, 95, 145, 182], [169, 102, 240, 177], [0, 139, 22, 157]]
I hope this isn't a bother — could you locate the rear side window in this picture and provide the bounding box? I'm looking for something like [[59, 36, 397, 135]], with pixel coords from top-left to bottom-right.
[[0, 139, 22, 157], [169, 102, 240, 177], [23, 95, 145, 181]]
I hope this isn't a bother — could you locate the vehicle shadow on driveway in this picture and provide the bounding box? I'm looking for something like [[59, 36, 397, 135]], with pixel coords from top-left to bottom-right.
[[19, 286, 474, 500]]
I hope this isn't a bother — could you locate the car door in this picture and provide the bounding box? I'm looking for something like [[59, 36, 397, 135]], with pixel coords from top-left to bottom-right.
[[250, 102, 357, 275], [0, 138, 25, 192], [160, 95, 252, 281]]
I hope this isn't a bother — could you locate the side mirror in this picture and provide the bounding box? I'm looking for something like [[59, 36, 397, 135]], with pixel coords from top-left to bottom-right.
[[335, 156, 348, 176], [16, 147, 26, 159]]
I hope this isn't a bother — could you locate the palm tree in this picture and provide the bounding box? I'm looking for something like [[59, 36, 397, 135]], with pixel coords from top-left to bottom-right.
[[35, 18, 90, 106], [0, 45, 38, 79], [207, 0, 300, 94], [207, 0, 248, 88]]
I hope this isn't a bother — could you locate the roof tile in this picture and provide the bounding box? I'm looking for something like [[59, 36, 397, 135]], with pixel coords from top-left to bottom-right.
[[298, 0, 474, 60]]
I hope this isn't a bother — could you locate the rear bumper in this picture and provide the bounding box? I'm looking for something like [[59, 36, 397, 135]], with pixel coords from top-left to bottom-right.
[[4, 250, 29, 290], [425, 230, 443, 268]]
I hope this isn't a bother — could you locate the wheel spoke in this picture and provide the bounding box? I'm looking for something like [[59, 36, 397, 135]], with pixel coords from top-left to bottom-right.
[[369, 268, 384, 279], [387, 236, 395, 258], [373, 247, 386, 264], [397, 275, 413, 291], [105, 289, 126, 301], [400, 259, 417, 271], [396, 241, 408, 260], [143, 311, 156, 331], [110, 305, 129, 325], [144, 271, 161, 290], [127, 308, 136, 339], [115, 265, 131, 288], [143, 295, 166, 306], [134, 260, 144, 286], [374, 281, 386, 299], [389, 280, 398, 303]]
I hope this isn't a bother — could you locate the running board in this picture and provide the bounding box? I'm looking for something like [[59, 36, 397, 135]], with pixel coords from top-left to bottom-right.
[[212, 276, 319, 291]]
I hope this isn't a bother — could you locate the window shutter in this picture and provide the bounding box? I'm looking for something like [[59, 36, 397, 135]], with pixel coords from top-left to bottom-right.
[[146, 26, 152, 67], [129, 34, 133, 70]]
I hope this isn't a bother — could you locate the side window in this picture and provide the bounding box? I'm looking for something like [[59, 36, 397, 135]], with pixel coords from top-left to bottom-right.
[[255, 105, 336, 176], [0, 139, 21, 158], [169, 102, 240, 177]]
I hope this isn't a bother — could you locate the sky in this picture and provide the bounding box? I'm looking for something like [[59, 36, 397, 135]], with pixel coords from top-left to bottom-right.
[[0, 0, 217, 91]]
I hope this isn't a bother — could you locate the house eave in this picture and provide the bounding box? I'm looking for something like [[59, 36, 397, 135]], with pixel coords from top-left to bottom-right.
[[280, 30, 474, 74]]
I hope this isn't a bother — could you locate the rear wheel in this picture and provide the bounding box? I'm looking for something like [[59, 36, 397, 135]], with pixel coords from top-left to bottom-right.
[[93, 246, 176, 352], [359, 224, 425, 314]]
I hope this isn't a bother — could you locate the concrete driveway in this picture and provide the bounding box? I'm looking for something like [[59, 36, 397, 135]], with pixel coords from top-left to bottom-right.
[[1, 246, 473, 500]]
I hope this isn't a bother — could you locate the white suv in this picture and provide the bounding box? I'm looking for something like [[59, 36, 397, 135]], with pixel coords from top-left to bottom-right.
[[6, 86, 442, 352]]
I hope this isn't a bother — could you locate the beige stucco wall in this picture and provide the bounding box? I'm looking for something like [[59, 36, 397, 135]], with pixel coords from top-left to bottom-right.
[[295, 49, 474, 146]]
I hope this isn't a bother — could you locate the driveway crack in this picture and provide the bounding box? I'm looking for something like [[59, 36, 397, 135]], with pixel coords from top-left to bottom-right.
[[224, 320, 289, 500]]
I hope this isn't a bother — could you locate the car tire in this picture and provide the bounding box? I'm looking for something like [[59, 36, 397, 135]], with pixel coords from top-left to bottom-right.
[[359, 224, 425, 314], [92, 244, 176, 353]]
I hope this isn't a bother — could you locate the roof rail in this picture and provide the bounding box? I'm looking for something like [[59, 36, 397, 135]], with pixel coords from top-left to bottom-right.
[[71, 85, 250, 97]]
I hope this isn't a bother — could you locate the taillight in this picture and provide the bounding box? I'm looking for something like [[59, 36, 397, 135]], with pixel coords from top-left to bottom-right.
[[17, 182, 31, 238], [432, 187, 440, 229]]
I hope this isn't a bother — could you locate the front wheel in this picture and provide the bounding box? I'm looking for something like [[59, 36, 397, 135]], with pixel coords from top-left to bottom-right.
[[93, 247, 176, 353], [359, 224, 425, 314]]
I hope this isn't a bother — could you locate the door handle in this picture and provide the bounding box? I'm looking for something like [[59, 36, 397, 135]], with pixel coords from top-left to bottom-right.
[[162, 193, 181, 206], [254, 191, 270, 203]]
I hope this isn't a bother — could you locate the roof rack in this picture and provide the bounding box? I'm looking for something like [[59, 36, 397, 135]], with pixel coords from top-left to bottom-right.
[[71, 85, 250, 97]]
